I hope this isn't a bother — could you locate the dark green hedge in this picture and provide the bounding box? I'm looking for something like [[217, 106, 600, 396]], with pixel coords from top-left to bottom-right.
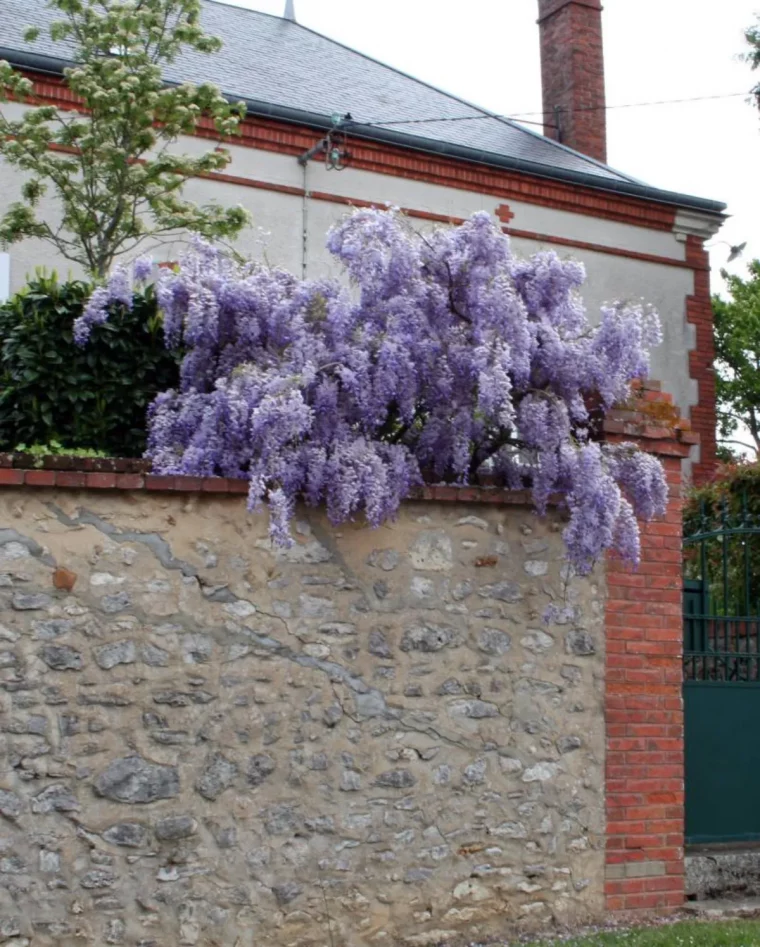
[[0, 273, 179, 457]]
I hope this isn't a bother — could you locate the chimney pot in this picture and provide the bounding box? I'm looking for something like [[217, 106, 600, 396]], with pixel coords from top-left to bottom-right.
[[537, 0, 607, 163]]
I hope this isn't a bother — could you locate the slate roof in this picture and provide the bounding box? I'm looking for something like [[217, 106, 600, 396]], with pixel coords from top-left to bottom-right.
[[0, 0, 725, 214]]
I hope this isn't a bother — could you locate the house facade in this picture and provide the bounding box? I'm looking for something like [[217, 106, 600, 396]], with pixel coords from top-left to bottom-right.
[[0, 0, 725, 479]]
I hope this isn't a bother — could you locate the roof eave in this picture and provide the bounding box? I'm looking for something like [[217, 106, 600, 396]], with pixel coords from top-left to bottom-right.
[[0, 46, 727, 219], [248, 100, 725, 218]]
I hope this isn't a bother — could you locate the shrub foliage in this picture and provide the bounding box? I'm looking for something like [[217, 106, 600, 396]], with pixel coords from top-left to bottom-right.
[[0, 272, 179, 456]]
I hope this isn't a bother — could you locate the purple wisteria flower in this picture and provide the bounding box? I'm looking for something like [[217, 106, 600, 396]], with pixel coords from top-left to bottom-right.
[[84, 209, 668, 573], [73, 256, 153, 344], [132, 255, 153, 283]]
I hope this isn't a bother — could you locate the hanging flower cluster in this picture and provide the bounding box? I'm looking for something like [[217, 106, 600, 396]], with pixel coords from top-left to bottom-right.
[[77, 210, 668, 574]]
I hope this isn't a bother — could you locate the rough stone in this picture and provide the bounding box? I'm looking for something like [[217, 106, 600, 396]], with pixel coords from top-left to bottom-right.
[[318, 622, 355, 636], [100, 592, 131, 614], [491, 821, 527, 839], [81, 869, 116, 889], [375, 769, 416, 789], [561, 664, 583, 684], [196, 753, 238, 800], [451, 582, 474, 605], [323, 703, 343, 727], [557, 735, 583, 754], [409, 531, 453, 571], [478, 581, 523, 603], [368, 628, 393, 658], [94, 640, 137, 670], [12, 592, 52, 610], [522, 630, 555, 653], [448, 699, 499, 719], [340, 771, 361, 792], [522, 762, 559, 782], [246, 754, 276, 787], [404, 867, 434, 883], [140, 644, 170, 667], [272, 881, 302, 905], [263, 804, 299, 835], [565, 630, 597, 656], [31, 784, 80, 813], [400, 622, 458, 652], [95, 756, 180, 804], [499, 756, 523, 774], [0, 788, 24, 820], [455, 516, 489, 531], [437, 677, 464, 695], [102, 823, 148, 848], [155, 815, 198, 840], [182, 633, 213, 663], [32, 619, 74, 640], [367, 549, 400, 571], [463, 759, 487, 785], [38, 644, 83, 670], [477, 627, 511, 656], [153, 690, 216, 706]]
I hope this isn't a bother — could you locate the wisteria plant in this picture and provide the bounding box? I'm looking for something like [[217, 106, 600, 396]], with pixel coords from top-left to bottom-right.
[[76, 210, 668, 574]]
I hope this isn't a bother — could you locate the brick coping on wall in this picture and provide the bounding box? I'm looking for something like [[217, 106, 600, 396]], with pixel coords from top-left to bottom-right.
[[0, 457, 537, 505], [0, 384, 699, 501]]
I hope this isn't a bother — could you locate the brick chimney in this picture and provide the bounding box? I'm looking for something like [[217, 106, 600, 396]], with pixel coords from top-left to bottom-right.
[[537, 0, 607, 164]]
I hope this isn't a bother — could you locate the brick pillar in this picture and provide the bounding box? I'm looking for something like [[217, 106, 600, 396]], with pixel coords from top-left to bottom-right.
[[536, 0, 607, 163], [602, 381, 697, 914]]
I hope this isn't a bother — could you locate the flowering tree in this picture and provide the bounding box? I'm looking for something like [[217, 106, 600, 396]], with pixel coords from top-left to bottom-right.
[[0, 0, 248, 278], [77, 210, 668, 574]]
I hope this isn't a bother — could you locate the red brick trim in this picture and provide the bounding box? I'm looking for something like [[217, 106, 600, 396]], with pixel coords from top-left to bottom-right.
[[685, 236, 717, 483], [198, 171, 700, 271], [190, 168, 701, 270], [203, 121, 677, 232], [0, 463, 550, 506], [602, 387, 689, 914], [19, 70, 680, 233]]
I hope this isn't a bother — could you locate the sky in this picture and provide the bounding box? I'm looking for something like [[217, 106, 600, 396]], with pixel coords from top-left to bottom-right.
[[218, 0, 760, 296]]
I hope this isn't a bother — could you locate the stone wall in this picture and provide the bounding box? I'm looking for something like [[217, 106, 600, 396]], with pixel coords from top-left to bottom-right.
[[0, 488, 606, 946]]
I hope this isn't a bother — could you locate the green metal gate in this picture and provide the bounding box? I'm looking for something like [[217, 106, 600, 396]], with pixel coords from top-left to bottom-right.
[[684, 494, 760, 844]]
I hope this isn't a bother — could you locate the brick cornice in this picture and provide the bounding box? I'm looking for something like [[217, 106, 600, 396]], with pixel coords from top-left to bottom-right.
[[17, 69, 680, 233]]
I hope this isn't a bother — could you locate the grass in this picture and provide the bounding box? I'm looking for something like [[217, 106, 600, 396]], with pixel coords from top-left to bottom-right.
[[522, 921, 760, 946]]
